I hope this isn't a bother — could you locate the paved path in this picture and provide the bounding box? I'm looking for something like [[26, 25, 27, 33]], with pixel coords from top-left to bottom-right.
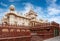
[[44, 36, 60, 41]]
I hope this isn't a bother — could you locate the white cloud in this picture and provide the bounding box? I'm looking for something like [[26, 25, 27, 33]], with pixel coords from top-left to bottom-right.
[[0, 8, 3, 12], [34, 6, 43, 15], [46, 0, 60, 23], [46, 0, 60, 15], [9, 0, 21, 2], [9, 0, 15, 2], [34, 6, 45, 19], [46, 0, 57, 5], [0, 2, 8, 7], [47, 7, 60, 15], [48, 16, 60, 23], [20, 3, 34, 15], [0, 8, 9, 18], [0, 8, 5, 17]]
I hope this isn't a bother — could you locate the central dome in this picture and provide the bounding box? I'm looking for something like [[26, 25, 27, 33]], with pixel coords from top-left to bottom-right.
[[10, 5, 15, 11]]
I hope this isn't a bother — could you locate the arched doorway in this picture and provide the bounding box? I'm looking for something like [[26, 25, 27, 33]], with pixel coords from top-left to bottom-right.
[[54, 28, 59, 37]]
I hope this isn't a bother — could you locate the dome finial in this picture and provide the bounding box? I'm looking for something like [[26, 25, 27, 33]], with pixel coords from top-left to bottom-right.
[[10, 5, 15, 11]]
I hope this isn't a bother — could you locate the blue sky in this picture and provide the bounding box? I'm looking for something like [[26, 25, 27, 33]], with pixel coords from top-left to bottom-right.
[[0, 0, 60, 23]]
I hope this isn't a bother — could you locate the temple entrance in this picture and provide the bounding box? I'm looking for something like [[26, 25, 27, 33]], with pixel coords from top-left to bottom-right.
[[31, 30, 43, 41], [54, 28, 59, 37]]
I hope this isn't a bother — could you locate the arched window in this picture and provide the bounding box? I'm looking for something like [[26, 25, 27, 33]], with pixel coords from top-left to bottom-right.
[[2, 29, 9, 32], [17, 29, 20, 32], [10, 29, 14, 32]]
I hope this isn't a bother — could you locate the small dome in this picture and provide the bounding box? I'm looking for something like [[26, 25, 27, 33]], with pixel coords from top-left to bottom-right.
[[10, 5, 15, 11]]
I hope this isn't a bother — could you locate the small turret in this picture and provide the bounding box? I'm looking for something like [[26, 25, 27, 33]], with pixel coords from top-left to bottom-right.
[[26, 8, 37, 19], [10, 5, 15, 11]]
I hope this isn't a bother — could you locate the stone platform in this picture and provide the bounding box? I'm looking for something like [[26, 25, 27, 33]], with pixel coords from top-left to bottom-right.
[[44, 36, 60, 41]]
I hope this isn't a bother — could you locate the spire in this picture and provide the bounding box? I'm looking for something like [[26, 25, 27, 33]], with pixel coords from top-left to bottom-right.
[[28, 7, 37, 16], [10, 5, 15, 11], [29, 6, 34, 13]]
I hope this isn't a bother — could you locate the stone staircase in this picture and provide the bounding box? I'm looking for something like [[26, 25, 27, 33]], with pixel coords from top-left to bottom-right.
[[31, 35, 43, 41]]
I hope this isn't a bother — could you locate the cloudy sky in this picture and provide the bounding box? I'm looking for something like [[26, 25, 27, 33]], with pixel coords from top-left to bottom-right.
[[0, 0, 60, 23]]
